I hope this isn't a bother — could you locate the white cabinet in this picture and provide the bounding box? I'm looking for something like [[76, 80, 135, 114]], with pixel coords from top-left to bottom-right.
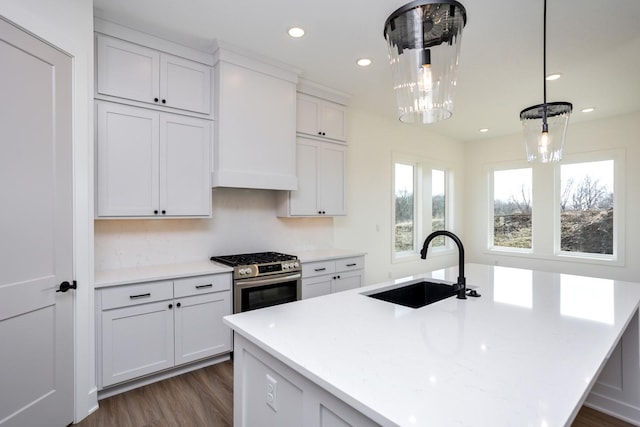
[[98, 273, 232, 389], [212, 43, 298, 190], [277, 138, 346, 217], [96, 102, 211, 218], [301, 256, 364, 299], [96, 35, 211, 115], [297, 93, 347, 142]]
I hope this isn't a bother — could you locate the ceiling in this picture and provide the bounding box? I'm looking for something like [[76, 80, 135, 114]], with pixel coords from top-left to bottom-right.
[[93, 0, 640, 142]]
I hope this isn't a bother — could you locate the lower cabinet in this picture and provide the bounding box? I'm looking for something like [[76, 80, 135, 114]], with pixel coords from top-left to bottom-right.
[[301, 256, 364, 299], [97, 273, 232, 388], [233, 333, 378, 427]]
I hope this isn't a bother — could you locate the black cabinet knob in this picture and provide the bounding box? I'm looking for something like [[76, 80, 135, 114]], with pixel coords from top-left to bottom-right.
[[162, 99, 166, 104], [154, 98, 159, 102], [322, 132, 326, 136], [168, 303, 173, 309], [177, 302, 181, 308], [154, 210, 158, 214], [318, 131, 322, 135], [161, 210, 166, 215], [56, 281, 77, 293]]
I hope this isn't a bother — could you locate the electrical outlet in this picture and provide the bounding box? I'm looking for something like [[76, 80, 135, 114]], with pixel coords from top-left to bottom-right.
[[266, 374, 277, 411]]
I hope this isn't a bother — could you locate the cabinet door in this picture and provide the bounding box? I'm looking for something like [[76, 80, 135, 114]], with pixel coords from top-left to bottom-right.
[[101, 300, 174, 387], [160, 114, 211, 216], [160, 54, 211, 114], [174, 291, 232, 365], [289, 139, 319, 215], [332, 270, 363, 294], [296, 93, 321, 137], [302, 275, 333, 299], [318, 143, 346, 216], [97, 103, 160, 217], [96, 35, 160, 104], [320, 102, 347, 142]]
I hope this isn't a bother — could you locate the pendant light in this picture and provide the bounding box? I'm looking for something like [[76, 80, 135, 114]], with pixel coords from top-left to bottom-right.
[[519, 0, 572, 163], [383, 0, 467, 124]]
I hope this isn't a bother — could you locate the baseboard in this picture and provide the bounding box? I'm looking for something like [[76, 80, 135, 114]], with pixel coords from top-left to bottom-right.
[[586, 392, 640, 426], [97, 354, 231, 399]]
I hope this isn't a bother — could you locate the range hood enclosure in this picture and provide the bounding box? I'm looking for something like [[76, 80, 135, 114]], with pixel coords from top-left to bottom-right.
[[212, 42, 300, 190]]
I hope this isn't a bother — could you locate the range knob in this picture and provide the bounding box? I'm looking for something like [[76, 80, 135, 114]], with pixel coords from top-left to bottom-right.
[[293, 261, 300, 269]]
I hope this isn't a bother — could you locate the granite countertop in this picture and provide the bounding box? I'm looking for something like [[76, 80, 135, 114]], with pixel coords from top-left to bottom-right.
[[95, 260, 233, 288], [224, 263, 640, 426]]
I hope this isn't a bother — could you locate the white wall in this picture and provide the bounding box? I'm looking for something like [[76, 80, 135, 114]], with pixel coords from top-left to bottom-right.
[[0, 0, 95, 422], [95, 188, 334, 270], [463, 111, 640, 282], [334, 108, 466, 285]]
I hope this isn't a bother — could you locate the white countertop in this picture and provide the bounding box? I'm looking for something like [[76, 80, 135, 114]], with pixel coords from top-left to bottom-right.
[[95, 260, 232, 288], [296, 248, 366, 262], [224, 263, 640, 426]]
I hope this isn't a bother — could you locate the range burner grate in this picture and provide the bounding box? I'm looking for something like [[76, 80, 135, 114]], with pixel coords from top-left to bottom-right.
[[210, 251, 297, 267]]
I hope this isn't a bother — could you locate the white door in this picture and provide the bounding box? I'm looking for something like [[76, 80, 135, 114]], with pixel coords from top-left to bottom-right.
[[290, 139, 319, 215], [0, 17, 74, 427], [319, 143, 346, 215]]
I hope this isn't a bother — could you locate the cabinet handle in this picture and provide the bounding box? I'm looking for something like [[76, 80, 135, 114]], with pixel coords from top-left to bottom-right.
[[346, 263, 357, 267], [154, 210, 159, 214], [337, 275, 341, 279], [314, 268, 326, 272], [322, 132, 326, 136], [168, 303, 173, 309], [129, 293, 151, 299], [318, 131, 322, 135], [322, 211, 326, 214], [154, 97, 159, 102], [161, 210, 166, 215], [161, 99, 166, 104], [176, 302, 181, 308], [196, 284, 213, 289]]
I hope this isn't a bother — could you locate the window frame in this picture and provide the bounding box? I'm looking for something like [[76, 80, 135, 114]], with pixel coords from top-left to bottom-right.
[[484, 149, 625, 267], [488, 164, 534, 253], [553, 150, 625, 265], [392, 153, 454, 263]]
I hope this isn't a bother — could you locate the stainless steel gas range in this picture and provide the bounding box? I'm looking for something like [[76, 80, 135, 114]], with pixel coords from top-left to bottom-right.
[[210, 252, 301, 313]]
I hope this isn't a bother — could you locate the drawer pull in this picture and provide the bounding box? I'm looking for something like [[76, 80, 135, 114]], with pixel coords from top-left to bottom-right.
[[346, 263, 357, 267], [196, 284, 213, 289], [314, 268, 327, 272], [129, 293, 151, 299]]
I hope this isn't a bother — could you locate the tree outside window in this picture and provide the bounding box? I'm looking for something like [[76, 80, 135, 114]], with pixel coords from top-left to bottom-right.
[[492, 168, 532, 249], [560, 161, 614, 255], [394, 163, 415, 253]]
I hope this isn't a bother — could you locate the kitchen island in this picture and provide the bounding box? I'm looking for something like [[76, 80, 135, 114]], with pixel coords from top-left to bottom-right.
[[223, 264, 640, 426]]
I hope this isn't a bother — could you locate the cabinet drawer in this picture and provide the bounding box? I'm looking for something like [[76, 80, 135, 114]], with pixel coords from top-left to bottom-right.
[[174, 273, 231, 298], [101, 280, 173, 310], [302, 260, 336, 278], [335, 256, 364, 272]]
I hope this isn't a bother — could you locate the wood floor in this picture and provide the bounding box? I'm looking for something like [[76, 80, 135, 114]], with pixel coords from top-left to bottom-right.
[[75, 360, 633, 427]]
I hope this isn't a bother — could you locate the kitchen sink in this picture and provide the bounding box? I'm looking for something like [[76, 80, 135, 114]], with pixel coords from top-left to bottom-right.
[[366, 281, 457, 308]]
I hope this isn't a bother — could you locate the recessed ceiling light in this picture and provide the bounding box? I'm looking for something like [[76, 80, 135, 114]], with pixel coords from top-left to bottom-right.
[[581, 107, 595, 113], [479, 128, 489, 133], [356, 58, 372, 67], [546, 73, 562, 81], [287, 27, 305, 38]]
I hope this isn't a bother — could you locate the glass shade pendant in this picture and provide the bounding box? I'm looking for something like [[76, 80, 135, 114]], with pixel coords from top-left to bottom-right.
[[520, 102, 572, 162], [383, 0, 467, 124], [519, 0, 572, 163]]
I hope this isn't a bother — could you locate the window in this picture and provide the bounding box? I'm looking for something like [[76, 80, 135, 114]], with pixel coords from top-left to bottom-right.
[[486, 149, 624, 265], [394, 163, 416, 254], [559, 160, 614, 255], [393, 158, 451, 260], [491, 168, 532, 249], [431, 169, 446, 247]]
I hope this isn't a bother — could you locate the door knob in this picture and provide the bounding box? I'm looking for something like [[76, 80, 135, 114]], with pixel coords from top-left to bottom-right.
[[56, 281, 77, 293]]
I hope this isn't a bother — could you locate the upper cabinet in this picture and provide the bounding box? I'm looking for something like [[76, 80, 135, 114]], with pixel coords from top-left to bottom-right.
[[96, 102, 211, 218], [96, 35, 211, 115], [212, 42, 299, 190], [296, 93, 347, 142]]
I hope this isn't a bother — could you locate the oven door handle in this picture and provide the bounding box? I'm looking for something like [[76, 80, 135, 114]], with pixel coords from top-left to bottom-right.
[[236, 273, 301, 287]]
